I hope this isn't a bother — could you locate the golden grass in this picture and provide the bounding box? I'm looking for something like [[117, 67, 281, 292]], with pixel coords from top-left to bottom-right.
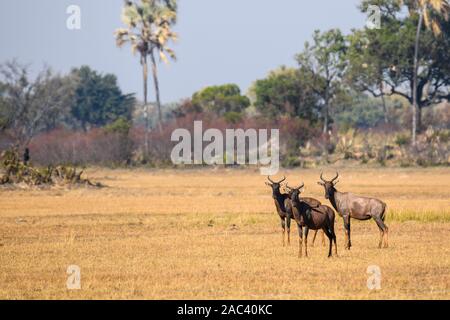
[[0, 167, 449, 299]]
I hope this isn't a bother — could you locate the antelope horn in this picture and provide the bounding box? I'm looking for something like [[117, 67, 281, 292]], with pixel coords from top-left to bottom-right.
[[298, 182, 305, 190], [268, 176, 286, 184], [331, 172, 339, 183], [320, 172, 326, 182]]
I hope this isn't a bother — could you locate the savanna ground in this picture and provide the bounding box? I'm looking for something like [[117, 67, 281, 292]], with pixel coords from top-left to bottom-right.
[[0, 167, 449, 300]]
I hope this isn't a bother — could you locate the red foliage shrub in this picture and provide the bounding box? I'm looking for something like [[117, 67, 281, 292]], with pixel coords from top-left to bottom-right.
[[29, 128, 134, 166], [129, 113, 319, 165], [3, 114, 318, 167]]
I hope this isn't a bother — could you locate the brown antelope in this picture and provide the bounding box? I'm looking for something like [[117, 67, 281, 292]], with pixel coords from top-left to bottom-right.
[[318, 172, 389, 250], [265, 176, 291, 246], [284, 184, 325, 247], [286, 183, 337, 258], [266, 176, 324, 247]]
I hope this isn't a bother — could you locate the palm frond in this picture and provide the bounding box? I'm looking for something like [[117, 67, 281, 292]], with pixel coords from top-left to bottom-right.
[[114, 0, 177, 62]]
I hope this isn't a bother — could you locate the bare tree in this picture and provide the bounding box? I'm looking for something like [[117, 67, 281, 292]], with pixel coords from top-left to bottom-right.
[[0, 60, 75, 147]]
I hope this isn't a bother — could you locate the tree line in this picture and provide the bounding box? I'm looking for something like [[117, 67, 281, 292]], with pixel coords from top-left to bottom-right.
[[173, 0, 450, 142], [0, 0, 449, 167]]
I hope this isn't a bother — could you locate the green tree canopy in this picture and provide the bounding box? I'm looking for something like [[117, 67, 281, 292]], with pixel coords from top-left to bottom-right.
[[191, 84, 250, 116], [252, 67, 320, 122], [70, 66, 136, 130]]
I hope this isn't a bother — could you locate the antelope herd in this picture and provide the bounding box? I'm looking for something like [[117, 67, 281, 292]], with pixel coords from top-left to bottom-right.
[[266, 172, 389, 258]]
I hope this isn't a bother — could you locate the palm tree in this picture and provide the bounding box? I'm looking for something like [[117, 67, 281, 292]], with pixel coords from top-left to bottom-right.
[[115, 0, 177, 152], [401, 0, 449, 145]]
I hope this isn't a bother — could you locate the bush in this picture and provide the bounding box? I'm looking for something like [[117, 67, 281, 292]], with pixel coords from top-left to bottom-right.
[[395, 133, 410, 147], [223, 112, 243, 124], [408, 127, 449, 166], [104, 117, 132, 135], [28, 128, 134, 166]]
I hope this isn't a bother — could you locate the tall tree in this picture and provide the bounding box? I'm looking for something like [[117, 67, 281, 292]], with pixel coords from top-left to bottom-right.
[[345, 12, 402, 124], [352, 0, 450, 139], [401, 0, 450, 144], [115, 0, 178, 152], [347, 0, 406, 125], [296, 29, 347, 134]]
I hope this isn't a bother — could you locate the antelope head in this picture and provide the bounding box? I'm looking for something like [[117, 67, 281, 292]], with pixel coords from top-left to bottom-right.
[[285, 182, 305, 201], [317, 172, 339, 199], [265, 176, 286, 194]]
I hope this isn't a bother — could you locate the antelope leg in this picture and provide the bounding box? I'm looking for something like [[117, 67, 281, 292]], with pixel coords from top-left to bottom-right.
[[303, 227, 309, 257], [384, 227, 389, 248], [286, 216, 291, 246], [297, 224, 303, 258], [321, 230, 326, 247], [343, 215, 351, 250], [323, 227, 333, 258], [312, 230, 318, 247]]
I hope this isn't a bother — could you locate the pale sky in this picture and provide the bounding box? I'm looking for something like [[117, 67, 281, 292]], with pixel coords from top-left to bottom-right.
[[0, 0, 366, 103]]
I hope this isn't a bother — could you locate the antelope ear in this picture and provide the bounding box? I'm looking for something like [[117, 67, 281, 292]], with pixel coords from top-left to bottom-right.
[[333, 180, 340, 186], [317, 182, 324, 186], [265, 182, 271, 186]]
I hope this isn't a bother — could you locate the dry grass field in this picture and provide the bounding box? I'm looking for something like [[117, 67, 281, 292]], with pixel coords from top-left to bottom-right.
[[0, 167, 449, 300]]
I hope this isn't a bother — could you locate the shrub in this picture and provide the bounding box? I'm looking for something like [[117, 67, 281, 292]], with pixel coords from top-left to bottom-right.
[[28, 128, 134, 167], [395, 133, 410, 147], [223, 112, 243, 124]]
